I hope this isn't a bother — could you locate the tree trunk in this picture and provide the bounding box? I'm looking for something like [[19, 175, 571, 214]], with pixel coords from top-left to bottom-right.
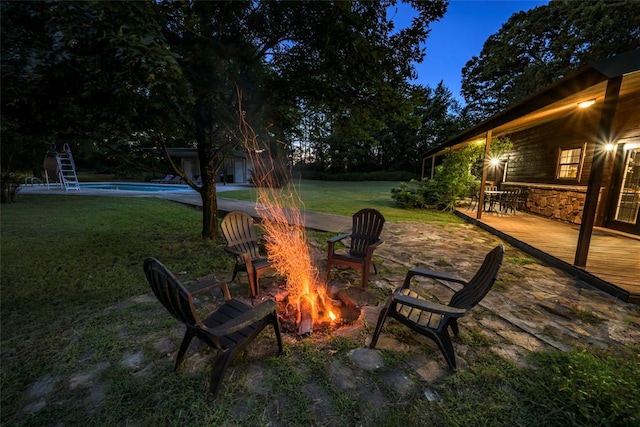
[[197, 140, 222, 240], [199, 171, 219, 239], [0, 181, 19, 203]]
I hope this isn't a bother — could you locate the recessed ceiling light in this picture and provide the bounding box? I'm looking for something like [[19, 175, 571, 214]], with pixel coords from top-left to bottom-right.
[[577, 99, 596, 109]]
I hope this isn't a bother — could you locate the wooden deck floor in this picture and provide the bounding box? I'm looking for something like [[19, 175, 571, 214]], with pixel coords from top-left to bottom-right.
[[457, 207, 640, 304]]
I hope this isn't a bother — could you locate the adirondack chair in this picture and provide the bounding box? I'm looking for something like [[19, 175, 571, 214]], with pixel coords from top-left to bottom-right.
[[143, 257, 283, 400], [326, 208, 385, 288], [369, 245, 504, 369], [221, 211, 276, 298]]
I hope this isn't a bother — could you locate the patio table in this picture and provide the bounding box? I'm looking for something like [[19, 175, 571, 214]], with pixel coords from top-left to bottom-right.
[[484, 190, 505, 212]]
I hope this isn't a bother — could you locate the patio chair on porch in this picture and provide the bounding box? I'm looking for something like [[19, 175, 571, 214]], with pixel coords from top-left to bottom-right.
[[500, 188, 521, 214], [143, 257, 283, 400], [485, 185, 499, 211], [516, 187, 529, 212], [468, 188, 480, 211], [326, 208, 385, 288], [221, 211, 276, 298], [369, 245, 504, 369]]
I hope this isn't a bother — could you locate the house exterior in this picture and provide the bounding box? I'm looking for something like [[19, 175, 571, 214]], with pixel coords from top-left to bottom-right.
[[422, 50, 640, 267], [166, 148, 252, 184]]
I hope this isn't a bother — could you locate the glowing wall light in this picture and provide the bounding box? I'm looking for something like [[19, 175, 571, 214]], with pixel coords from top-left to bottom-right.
[[577, 99, 596, 109]]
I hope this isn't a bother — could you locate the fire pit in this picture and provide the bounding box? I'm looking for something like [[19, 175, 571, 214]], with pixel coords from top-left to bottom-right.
[[267, 280, 362, 336]]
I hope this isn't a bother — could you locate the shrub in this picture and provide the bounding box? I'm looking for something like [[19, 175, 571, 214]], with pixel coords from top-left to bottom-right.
[[390, 179, 440, 208], [391, 147, 478, 210], [390, 182, 422, 208], [391, 137, 512, 211], [433, 146, 480, 210]]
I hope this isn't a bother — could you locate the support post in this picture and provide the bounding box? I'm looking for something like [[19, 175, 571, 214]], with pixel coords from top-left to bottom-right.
[[574, 77, 622, 266], [477, 130, 493, 220], [431, 155, 436, 179]]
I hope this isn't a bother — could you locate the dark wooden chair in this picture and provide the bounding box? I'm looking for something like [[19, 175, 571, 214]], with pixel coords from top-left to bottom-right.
[[220, 211, 276, 298], [143, 257, 283, 400], [326, 208, 385, 288], [485, 185, 499, 212], [516, 187, 529, 212], [469, 189, 480, 211], [369, 245, 504, 369], [499, 188, 520, 214]]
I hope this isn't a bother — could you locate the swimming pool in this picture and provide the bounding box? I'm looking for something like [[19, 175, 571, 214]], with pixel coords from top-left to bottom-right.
[[80, 182, 195, 192]]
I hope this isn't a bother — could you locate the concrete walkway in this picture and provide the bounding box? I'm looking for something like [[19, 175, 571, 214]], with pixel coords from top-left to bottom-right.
[[160, 192, 353, 234]]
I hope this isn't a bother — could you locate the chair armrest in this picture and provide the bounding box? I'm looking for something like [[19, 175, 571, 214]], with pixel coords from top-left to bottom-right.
[[224, 247, 258, 275], [205, 299, 277, 336], [233, 252, 254, 276], [328, 233, 350, 254], [393, 291, 467, 317], [328, 233, 350, 244], [403, 266, 467, 288], [187, 279, 231, 300], [364, 239, 384, 255], [224, 246, 245, 257]]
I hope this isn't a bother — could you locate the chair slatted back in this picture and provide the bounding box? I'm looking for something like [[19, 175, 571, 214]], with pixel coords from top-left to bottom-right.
[[518, 188, 529, 211], [449, 245, 504, 310], [506, 188, 519, 200], [350, 209, 385, 257], [144, 257, 199, 327], [221, 212, 261, 259]]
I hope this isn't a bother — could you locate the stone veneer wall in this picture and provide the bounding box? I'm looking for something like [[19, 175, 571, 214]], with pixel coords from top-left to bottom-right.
[[525, 187, 587, 224]]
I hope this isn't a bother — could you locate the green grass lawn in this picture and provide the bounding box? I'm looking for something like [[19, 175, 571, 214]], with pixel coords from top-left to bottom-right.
[[220, 180, 462, 224], [1, 192, 638, 426]]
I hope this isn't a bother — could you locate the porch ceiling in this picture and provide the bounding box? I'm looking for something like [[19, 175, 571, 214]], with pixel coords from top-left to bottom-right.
[[427, 50, 640, 156], [492, 70, 640, 139]]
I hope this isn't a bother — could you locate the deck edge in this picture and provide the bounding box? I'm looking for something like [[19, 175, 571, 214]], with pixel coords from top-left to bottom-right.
[[455, 211, 634, 304]]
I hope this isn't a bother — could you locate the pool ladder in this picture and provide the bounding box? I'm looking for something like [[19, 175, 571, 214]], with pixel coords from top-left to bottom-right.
[[56, 144, 80, 191]]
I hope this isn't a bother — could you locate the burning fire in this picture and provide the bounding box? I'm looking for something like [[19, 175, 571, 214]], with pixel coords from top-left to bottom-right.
[[238, 99, 337, 333]]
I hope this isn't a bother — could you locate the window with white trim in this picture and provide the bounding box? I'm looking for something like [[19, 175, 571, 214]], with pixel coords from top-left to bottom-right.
[[556, 145, 584, 179]]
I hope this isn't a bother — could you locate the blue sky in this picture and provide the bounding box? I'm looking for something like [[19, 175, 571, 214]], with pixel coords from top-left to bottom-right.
[[393, 0, 549, 104]]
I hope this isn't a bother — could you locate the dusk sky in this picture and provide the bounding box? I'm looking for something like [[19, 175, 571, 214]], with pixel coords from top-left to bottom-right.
[[392, 0, 550, 104]]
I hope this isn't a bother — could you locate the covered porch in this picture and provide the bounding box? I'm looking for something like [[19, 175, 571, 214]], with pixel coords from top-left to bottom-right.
[[457, 206, 640, 304]]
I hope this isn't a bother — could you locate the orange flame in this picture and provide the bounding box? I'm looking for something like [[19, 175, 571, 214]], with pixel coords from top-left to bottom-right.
[[238, 93, 336, 328]]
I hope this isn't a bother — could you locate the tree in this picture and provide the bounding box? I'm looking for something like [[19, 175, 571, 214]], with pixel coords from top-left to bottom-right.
[[1, 1, 448, 236], [295, 81, 465, 175], [413, 82, 467, 155], [1, 2, 187, 185], [0, 1, 70, 197], [461, 0, 640, 123], [373, 82, 467, 174]]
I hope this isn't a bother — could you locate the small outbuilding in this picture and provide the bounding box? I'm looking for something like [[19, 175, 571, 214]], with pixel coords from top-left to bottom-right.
[[164, 148, 252, 184]]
